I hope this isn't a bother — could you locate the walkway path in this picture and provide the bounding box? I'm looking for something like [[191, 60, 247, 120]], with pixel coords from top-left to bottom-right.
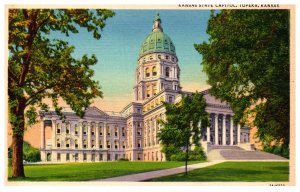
[[92, 160, 225, 182]]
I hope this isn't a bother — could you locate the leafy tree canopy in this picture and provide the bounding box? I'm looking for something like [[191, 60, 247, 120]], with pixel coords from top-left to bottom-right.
[[158, 92, 209, 161], [8, 9, 114, 177], [194, 10, 290, 147]]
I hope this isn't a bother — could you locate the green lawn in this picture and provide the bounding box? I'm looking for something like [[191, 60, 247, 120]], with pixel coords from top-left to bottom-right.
[[147, 161, 289, 182], [8, 161, 202, 181]]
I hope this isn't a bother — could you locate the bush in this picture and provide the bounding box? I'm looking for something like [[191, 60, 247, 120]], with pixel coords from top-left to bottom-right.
[[8, 141, 41, 163], [170, 146, 206, 161], [118, 158, 129, 161], [263, 144, 289, 159], [8, 158, 12, 167]]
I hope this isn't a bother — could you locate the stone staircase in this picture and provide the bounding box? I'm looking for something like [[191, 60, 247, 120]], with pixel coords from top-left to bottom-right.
[[207, 145, 287, 161]]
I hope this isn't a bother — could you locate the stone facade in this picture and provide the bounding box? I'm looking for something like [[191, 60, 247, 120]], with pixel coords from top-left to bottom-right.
[[40, 14, 250, 163]]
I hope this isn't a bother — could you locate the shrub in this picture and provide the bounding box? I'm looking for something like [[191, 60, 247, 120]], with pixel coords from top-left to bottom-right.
[[170, 146, 206, 161], [8, 141, 41, 163], [118, 158, 129, 161], [263, 144, 289, 159]]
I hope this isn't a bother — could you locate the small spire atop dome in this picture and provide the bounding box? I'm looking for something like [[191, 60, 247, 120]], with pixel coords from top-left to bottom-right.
[[152, 13, 163, 32]]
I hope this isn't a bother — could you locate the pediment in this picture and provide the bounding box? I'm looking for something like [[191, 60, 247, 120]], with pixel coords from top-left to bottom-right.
[[84, 106, 108, 117], [202, 92, 229, 107]]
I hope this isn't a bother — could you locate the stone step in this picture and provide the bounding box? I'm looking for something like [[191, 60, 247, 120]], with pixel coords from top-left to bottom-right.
[[220, 150, 287, 160], [208, 145, 243, 151]]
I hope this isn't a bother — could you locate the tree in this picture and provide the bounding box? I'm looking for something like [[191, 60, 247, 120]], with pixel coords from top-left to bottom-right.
[[8, 9, 115, 178], [158, 92, 209, 175], [194, 10, 290, 149]]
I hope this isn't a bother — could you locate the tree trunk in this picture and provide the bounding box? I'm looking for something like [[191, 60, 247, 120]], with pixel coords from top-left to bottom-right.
[[185, 142, 189, 176], [12, 134, 25, 178], [10, 98, 26, 178]]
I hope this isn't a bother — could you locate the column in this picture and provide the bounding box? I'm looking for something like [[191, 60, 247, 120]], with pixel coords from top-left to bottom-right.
[[230, 116, 234, 145], [132, 121, 136, 149], [207, 126, 210, 143], [51, 119, 56, 149], [237, 124, 241, 144], [41, 120, 45, 149], [214, 114, 218, 145], [79, 121, 83, 149], [95, 122, 99, 149], [222, 115, 226, 145], [87, 122, 91, 149], [103, 122, 107, 149]]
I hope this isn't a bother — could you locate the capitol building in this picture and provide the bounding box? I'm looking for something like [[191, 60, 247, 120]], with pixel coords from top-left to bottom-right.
[[40, 14, 250, 163]]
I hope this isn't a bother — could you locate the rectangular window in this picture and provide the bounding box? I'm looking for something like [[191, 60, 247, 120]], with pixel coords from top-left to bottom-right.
[[107, 154, 111, 161], [56, 124, 61, 134], [137, 128, 142, 136], [169, 96, 173, 103], [99, 153, 103, 161], [75, 124, 78, 135], [57, 153, 61, 161], [83, 140, 87, 148], [75, 140, 78, 148], [115, 154, 118, 160], [75, 153, 78, 161], [83, 153, 87, 161], [66, 153, 70, 161], [100, 126, 103, 135], [107, 126, 110, 136], [122, 127, 125, 137], [83, 125, 87, 135]]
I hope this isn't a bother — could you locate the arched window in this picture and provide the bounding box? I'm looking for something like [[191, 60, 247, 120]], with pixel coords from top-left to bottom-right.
[[165, 67, 170, 77], [152, 66, 157, 76], [107, 141, 111, 149], [91, 140, 95, 148], [99, 140, 103, 149], [145, 68, 150, 77], [83, 139, 87, 148], [75, 139, 78, 148]]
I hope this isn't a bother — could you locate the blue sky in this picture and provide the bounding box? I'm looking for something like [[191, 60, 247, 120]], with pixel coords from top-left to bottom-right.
[[51, 10, 212, 111]]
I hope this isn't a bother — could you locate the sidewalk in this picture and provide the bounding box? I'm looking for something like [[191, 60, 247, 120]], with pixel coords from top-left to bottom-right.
[[92, 160, 225, 182]]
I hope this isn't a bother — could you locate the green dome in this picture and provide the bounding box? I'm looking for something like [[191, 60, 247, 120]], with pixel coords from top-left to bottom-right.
[[139, 14, 176, 57], [139, 31, 176, 56]]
